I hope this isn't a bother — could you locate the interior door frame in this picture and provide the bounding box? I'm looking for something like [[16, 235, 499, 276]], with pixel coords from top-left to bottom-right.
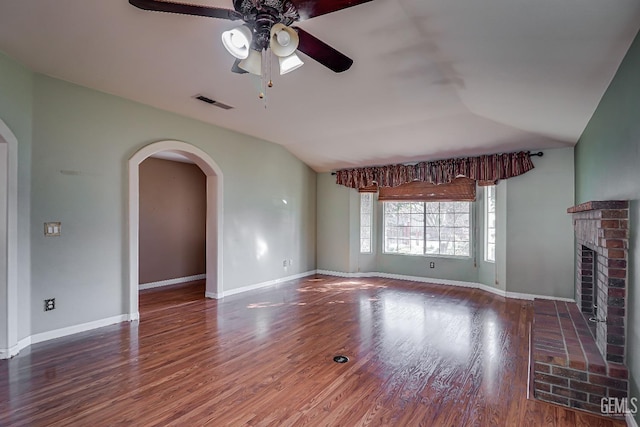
[[128, 140, 224, 321], [0, 119, 19, 359]]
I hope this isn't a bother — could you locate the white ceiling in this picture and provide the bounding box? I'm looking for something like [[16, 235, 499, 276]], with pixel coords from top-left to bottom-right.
[[1, 0, 639, 172]]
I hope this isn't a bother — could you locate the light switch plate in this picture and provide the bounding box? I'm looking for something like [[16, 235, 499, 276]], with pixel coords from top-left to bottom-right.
[[44, 222, 61, 237]]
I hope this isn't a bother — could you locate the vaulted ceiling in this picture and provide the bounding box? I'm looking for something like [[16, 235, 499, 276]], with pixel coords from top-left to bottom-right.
[[1, 0, 639, 171]]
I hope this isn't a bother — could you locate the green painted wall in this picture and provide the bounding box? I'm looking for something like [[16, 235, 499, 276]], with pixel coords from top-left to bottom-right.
[[0, 50, 317, 338], [0, 52, 32, 341], [317, 173, 354, 273], [28, 74, 316, 334], [575, 29, 640, 424], [506, 147, 575, 298]]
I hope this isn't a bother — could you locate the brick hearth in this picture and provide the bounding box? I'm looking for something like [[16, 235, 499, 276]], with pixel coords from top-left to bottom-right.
[[531, 200, 629, 416], [532, 300, 628, 413]]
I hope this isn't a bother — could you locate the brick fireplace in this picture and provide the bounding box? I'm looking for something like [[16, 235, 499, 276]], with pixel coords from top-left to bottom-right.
[[568, 200, 628, 363], [531, 201, 629, 415]]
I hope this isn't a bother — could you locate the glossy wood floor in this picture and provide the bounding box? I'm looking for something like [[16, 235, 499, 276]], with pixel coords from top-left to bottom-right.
[[0, 276, 626, 426]]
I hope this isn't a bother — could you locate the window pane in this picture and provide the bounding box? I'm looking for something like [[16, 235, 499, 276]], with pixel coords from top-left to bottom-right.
[[440, 227, 454, 241], [487, 244, 496, 262], [485, 186, 496, 262], [411, 202, 424, 213], [488, 212, 495, 229], [361, 227, 371, 239], [426, 241, 439, 254], [425, 227, 439, 241], [455, 242, 470, 256], [425, 202, 440, 213], [410, 240, 424, 254], [360, 193, 373, 253], [455, 213, 469, 227], [410, 214, 424, 226], [383, 201, 471, 258], [454, 227, 469, 242], [440, 241, 455, 255], [441, 202, 456, 213], [441, 213, 455, 227], [455, 202, 470, 213], [397, 239, 411, 253], [425, 214, 439, 227], [410, 227, 423, 239]]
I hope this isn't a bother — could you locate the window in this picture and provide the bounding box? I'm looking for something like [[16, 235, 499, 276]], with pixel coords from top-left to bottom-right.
[[383, 201, 471, 257], [485, 186, 496, 262], [360, 193, 373, 253]]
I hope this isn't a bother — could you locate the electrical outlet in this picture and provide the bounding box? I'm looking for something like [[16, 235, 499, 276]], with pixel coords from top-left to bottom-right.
[[283, 259, 288, 267], [429, 262, 435, 268], [44, 298, 55, 311]]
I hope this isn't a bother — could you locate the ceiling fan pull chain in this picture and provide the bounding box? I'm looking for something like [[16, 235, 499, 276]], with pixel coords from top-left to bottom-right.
[[268, 50, 274, 88]]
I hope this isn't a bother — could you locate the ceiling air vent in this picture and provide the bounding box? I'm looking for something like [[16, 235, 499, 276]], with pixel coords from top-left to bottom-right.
[[194, 94, 234, 110]]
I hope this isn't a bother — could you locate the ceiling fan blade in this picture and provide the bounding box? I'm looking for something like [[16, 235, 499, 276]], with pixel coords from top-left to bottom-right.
[[293, 27, 353, 73], [291, 0, 374, 21], [129, 0, 242, 21], [231, 59, 248, 74]]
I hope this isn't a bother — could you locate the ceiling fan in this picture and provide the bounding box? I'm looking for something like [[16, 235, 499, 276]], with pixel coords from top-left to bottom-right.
[[129, 0, 374, 76]]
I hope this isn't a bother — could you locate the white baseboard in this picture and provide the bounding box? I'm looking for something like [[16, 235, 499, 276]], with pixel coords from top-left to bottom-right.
[[315, 270, 575, 303], [139, 274, 206, 290], [30, 314, 129, 345], [214, 270, 317, 299], [0, 336, 33, 359], [628, 412, 639, 427]]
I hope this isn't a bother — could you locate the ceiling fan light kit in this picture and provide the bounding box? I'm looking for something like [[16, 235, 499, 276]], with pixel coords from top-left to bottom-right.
[[279, 53, 304, 75], [238, 48, 263, 75], [270, 23, 299, 58], [221, 25, 252, 59], [129, 0, 374, 99]]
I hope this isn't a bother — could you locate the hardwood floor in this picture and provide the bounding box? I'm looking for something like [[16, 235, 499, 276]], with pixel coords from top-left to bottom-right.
[[0, 276, 627, 426]]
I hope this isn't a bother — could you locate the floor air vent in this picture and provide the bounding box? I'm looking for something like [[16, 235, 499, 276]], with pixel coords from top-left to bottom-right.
[[194, 94, 234, 110], [333, 355, 349, 363]]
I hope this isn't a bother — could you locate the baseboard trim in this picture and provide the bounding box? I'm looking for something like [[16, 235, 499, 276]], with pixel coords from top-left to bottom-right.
[[215, 270, 317, 299], [628, 412, 639, 427], [0, 336, 33, 359], [139, 274, 206, 290], [30, 314, 129, 346], [315, 270, 575, 302]]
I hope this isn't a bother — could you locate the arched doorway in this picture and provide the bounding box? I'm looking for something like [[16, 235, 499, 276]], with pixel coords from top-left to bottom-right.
[[0, 119, 18, 359], [128, 140, 223, 321]]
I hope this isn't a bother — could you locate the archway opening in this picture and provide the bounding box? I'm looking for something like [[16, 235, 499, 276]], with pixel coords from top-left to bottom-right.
[[128, 141, 223, 321]]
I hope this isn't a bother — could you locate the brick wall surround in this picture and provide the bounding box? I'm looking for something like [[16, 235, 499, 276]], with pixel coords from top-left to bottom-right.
[[531, 200, 629, 417], [568, 200, 629, 363]]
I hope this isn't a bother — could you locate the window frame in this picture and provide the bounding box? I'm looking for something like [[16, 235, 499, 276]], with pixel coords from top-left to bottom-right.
[[484, 186, 496, 263], [382, 201, 473, 259], [359, 192, 374, 254]]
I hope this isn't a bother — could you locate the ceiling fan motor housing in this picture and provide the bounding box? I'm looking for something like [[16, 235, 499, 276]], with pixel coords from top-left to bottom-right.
[[233, 0, 299, 50]]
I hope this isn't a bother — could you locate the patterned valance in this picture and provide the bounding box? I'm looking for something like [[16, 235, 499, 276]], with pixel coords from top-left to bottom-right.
[[335, 150, 535, 189]]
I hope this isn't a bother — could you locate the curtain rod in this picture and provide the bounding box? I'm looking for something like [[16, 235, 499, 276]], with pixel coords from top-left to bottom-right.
[[330, 151, 544, 175]]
